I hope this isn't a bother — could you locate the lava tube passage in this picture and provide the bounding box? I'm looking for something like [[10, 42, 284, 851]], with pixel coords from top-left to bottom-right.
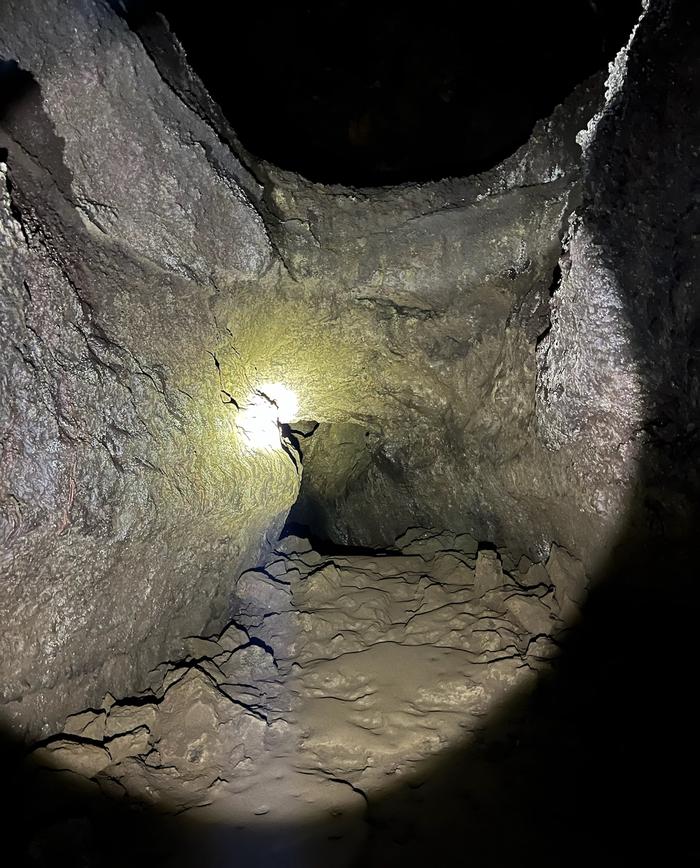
[[0, 1, 696, 866]]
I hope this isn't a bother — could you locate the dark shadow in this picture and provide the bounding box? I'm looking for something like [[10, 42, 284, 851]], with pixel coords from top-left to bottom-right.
[[0, 59, 73, 197], [281, 519, 396, 558], [2, 732, 191, 868], [2, 1, 698, 865], [0, 60, 35, 122], [118, 0, 641, 186]]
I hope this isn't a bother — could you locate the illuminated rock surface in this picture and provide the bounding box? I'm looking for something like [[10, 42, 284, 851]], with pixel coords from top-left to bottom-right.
[[0, 1, 598, 738]]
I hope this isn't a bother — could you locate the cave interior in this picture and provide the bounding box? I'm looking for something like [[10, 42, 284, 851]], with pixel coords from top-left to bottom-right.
[[0, 0, 697, 866]]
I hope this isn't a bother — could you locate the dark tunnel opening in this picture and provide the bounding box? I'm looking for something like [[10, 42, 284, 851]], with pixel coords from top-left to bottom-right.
[[281, 419, 430, 552], [0, 60, 35, 122], [122, 0, 641, 186]]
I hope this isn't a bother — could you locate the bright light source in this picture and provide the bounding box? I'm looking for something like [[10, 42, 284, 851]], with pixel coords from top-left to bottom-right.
[[236, 383, 299, 451]]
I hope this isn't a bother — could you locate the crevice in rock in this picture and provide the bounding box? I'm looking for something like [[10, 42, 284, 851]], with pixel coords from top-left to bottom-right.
[[535, 261, 564, 349]]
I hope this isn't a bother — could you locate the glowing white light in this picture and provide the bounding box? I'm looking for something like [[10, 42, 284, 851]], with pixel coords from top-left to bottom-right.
[[236, 383, 299, 451]]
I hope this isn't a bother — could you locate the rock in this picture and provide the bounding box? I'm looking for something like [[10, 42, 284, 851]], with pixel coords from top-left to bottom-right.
[[395, 527, 439, 551], [31, 740, 112, 779], [94, 775, 127, 801], [104, 703, 158, 738], [454, 533, 480, 557], [274, 535, 313, 556], [24, 538, 563, 847], [196, 658, 228, 685], [217, 623, 250, 652], [393, 528, 460, 557], [263, 73, 611, 560], [546, 544, 589, 621], [517, 555, 533, 574], [518, 561, 551, 588], [152, 669, 266, 771], [1, 0, 695, 743], [217, 643, 279, 683], [266, 559, 291, 578], [0, 0, 271, 284], [473, 550, 504, 596], [526, 635, 561, 665], [505, 594, 555, 636], [298, 562, 343, 599], [96, 757, 169, 808], [107, 726, 151, 764], [429, 553, 475, 586], [182, 637, 224, 660], [0, 101, 297, 737], [101, 693, 117, 711], [497, 549, 517, 573], [234, 569, 293, 627], [63, 709, 106, 741], [160, 668, 189, 695]]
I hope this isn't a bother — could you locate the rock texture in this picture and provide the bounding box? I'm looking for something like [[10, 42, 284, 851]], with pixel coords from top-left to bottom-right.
[[260, 80, 603, 558], [545, 0, 700, 550], [0, 0, 296, 738], [25, 533, 582, 866], [0, 0, 270, 283], [284, 0, 699, 564], [1, 0, 697, 742]]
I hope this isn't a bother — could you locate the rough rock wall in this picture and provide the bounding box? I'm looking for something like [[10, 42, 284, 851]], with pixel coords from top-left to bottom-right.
[[554, 0, 700, 547], [0, 0, 298, 739], [3, 0, 692, 740], [263, 77, 623, 560], [284, 0, 698, 566], [0, 0, 270, 283]]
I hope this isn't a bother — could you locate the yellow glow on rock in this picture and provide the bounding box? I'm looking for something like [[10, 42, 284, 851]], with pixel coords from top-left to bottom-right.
[[236, 383, 299, 451]]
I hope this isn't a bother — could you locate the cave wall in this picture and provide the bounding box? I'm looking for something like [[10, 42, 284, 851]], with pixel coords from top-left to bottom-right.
[[259, 77, 625, 560], [1, 0, 694, 738], [281, 0, 698, 565], [564, 0, 700, 546], [0, 0, 298, 739]]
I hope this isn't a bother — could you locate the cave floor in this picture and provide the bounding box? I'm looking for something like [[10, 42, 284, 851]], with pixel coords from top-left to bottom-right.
[[26, 532, 574, 866]]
